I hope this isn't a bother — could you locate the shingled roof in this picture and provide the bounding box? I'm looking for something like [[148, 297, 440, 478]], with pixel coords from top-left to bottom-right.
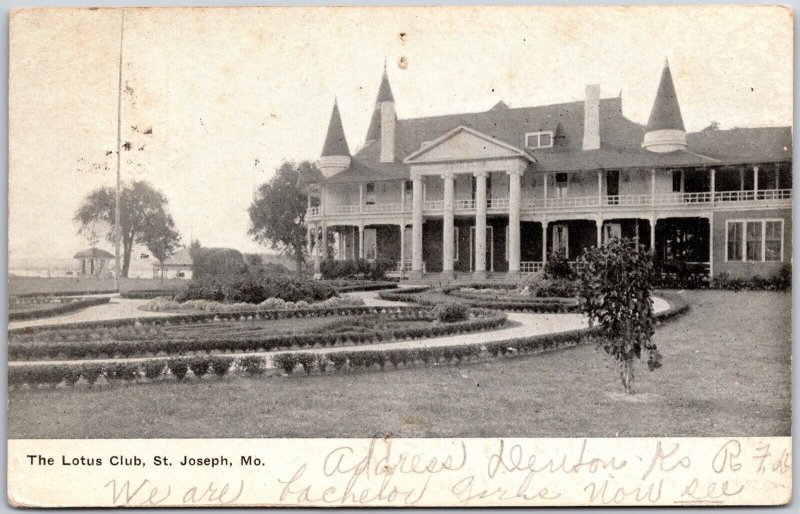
[[321, 100, 350, 157], [647, 62, 686, 132], [318, 94, 791, 184]]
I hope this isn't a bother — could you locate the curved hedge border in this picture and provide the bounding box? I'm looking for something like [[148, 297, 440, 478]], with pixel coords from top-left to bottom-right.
[[379, 285, 579, 313], [11, 289, 116, 299], [119, 290, 183, 300], [9, 308, 508, 361], [272, 293, 691, 376], [9, 297, 111, 322], [331, 282, 399, 293], [9, 304, 434, 338]]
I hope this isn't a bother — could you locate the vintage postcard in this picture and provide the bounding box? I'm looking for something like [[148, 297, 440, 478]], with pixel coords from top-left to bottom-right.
[[7, 5, 792, 507]]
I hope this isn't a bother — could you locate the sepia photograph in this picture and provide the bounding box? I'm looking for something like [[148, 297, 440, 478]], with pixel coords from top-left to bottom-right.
[[6, 5, 792, 507]]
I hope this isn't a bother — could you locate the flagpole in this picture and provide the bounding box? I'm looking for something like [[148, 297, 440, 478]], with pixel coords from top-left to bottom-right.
[[114, 9, 125, 290]]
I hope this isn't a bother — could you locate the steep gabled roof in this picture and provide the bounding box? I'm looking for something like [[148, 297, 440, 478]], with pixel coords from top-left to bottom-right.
[[646, 62, 686, 132], [321, 100, 350, 157], [315, 93, 791, 184]]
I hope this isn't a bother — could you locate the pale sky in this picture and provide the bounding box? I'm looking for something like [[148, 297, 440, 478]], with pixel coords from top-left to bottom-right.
[[9, 6, 792, 259]]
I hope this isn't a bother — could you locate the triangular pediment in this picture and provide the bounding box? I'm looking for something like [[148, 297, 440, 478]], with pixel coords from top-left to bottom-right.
[[404, 126, 533, 164]]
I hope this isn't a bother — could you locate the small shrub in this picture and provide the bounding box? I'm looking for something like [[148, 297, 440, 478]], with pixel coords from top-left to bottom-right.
[[315, 354, 329, 373], [240, 355, 266, 376], [296, 353, 316, 374], [142, 360, 166, 380], [433, 302, 471, 323], [168, 358, 190, 380], [209, 356, 233, 377], [544, 252, 574, 279], [189, 357, 211, 378], [329, 353, 348, 371], [81, 364, 104, 386]]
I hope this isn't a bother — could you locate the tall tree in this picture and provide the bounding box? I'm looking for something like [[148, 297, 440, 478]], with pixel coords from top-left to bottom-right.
[[248, 161, 320, 272], [140, 210, 181, 281], [74, 180, 180, 278]]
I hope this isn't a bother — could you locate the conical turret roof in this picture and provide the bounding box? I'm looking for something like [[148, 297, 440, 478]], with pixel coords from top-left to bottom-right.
[[365, 68, 395, 142], [321, 100, 350, 157], [646, 61, 685, 132]]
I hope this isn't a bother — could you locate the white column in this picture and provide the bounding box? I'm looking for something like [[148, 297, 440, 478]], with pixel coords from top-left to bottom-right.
[[359, 184, 364, 214], [775, 164, 780, 189], [710, 168, 716, 203], [739, 168, 745, 191], [596, 219, 603, 247], [306, 225, 313, 257], [651, 169, 656, 203], [708, 214, 714, 280], [400, 181, 405, 212], [650, 218, 656, 251], [474, 171, 488, 278], [543, 173, 548, 201], [358, 223, 365, 259], [542, 220, 548, 263], [399, 223, 406, 274], [597, 171, 603, 202], [508, 170, 522, 275], [320, 186, 327, 217], [411, 175, 424, 276], [753, 166, 760, 198], [442, 172, 456, 277]]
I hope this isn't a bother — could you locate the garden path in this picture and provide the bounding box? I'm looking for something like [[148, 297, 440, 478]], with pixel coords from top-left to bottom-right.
[[8, 295, 177, 330], [9, 288, 670, 368]]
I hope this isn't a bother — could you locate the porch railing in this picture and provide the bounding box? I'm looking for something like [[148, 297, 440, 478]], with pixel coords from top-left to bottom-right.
[[520, 261, 544, 274], [311, 188, 792, 218]]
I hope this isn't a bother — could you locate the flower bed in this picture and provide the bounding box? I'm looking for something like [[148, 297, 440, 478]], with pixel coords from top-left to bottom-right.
[[324, 280, 399, 293], [378, 284, 579, 313], [9, 307, 507, 361], [272, 293, 690, 376], [9, 297, 111, 321], [120, 290, 183, 300]]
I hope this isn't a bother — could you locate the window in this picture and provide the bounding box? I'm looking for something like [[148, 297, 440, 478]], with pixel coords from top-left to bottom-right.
[[746, 222, 762, 261], [363, 229, 377, 261], [672, 170, 683, 193], [727, 222, 742, 261], [603, 223, 621, 243], [525, 131, 554, 149], [555, 173, 568, 198], [765, 221, 782, 261], [365, 182, 375, 205], [553, 224, 569, 257], [453, 227, 459, 262], [725, 219, 783, 262]]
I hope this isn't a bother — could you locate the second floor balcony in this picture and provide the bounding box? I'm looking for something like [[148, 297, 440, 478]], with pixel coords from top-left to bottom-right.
[[306, 188, 791, 220]]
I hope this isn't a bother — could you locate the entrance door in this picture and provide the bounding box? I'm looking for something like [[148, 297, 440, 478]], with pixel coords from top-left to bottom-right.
[[363, 228, 377, 261], [469, 226, 494, 272], [606, 170, 619, 205]]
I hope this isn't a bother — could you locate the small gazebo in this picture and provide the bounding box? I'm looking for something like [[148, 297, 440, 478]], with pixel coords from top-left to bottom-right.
[[74, 248, 114, 276]]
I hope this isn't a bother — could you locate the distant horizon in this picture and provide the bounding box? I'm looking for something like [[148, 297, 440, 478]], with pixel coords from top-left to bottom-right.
[[9, 6, 792, 259]]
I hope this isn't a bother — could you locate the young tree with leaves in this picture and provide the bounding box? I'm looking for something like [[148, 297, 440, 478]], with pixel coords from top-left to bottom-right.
[[248, 161, 320, 272], [576, 237, 662, 394], [74, 180, 180, 278], [140, 210, 181, 281]]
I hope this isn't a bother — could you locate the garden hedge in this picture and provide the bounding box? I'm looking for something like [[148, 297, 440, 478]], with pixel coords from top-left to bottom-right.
[[9, 308, 507, 361], [9, 304, 434, 339], [119, 290, 183, 299], [7, 295, 690, 387], [272, 293, 691, 376], [378, 285, 580, 313], [327, 281, 399, 293], [9, 297, 111, 321]]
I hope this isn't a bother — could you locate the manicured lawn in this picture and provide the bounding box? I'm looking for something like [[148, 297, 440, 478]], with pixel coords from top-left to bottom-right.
[[8, 290, 790, 438]]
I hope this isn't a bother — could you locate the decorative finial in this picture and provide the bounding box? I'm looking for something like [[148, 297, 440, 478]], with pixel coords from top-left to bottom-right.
[[664, 57, 669, 68], [383, 56, 388, 74]]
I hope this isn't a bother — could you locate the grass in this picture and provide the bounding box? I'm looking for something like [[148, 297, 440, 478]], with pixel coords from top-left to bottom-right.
[[9, 276, 187, 296], [7, 290, 790, 438]]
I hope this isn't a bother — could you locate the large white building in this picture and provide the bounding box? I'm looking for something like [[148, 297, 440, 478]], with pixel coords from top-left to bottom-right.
[[305, 61, 792, 281]]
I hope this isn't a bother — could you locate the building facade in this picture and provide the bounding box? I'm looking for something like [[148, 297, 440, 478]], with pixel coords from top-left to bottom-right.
[[305, 62, 792, 281]]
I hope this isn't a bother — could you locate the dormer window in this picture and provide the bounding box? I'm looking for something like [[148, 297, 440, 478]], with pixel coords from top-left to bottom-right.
[[525, 131, 554, 149]]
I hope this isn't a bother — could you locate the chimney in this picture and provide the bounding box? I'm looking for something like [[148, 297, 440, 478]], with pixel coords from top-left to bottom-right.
[[582, 84, 601, 151], [380, 101, 396, 162]]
